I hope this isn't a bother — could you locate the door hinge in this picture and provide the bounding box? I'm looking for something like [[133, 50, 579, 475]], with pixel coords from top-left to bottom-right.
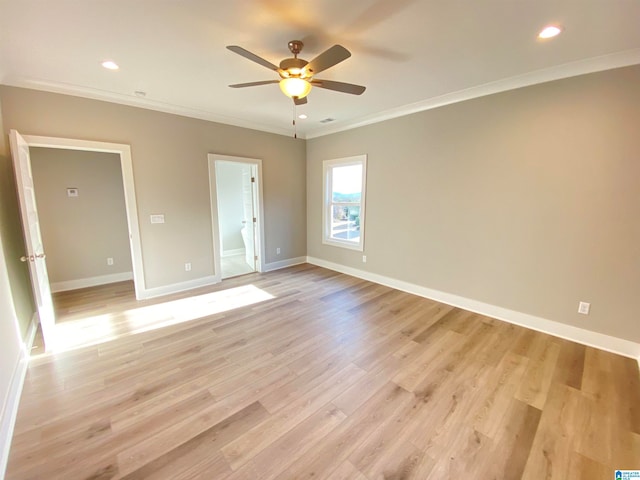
[[251, 177, 255, 183], [253, 217, 256, 223], [254, 255, 258, 261]]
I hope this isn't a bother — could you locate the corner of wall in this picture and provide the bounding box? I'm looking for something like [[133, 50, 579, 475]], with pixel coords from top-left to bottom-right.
[[0, 136, 36, 339], [0, 314, 37, 478], [0, 92, 7, 157]]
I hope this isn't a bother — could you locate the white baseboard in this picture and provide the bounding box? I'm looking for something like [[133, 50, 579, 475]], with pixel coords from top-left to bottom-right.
[[138, 275, 220, 300], [51, 272, 134, 293], [306, 257, 640, 361], [264, 256, 307, 273], [137, 257, 306, 300], [222, 248, 245, 258], [0, 314, 38, 478]]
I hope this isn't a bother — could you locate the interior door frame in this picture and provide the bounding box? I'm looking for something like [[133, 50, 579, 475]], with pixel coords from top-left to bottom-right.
[[207, 154, 265, 279], [21, 134, 146, 299]]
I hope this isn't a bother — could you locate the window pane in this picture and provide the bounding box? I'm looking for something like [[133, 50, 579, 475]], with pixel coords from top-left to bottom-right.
[[332, 165, 362, 203], [330, 205, 361, 243]]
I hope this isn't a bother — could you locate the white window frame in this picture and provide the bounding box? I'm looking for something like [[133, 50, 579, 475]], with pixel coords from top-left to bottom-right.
[[322, 154, 367, 251]]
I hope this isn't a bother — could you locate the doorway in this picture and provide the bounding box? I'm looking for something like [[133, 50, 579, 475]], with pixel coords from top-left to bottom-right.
[[208, 154, 264, 280], [30, 148, 134, 293], [10, 131, 145, 351]]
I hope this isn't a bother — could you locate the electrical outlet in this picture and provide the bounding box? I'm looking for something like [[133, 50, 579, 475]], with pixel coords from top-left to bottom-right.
[[185, 262, 191, 272], [578, 301, 590, 315], [107, 257, 114, 266], [276, 248, 281, 255], [362, 255, 367, 263]]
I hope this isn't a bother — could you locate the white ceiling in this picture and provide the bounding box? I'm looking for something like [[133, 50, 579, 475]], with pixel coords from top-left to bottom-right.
[[1, 0, 639, 138]]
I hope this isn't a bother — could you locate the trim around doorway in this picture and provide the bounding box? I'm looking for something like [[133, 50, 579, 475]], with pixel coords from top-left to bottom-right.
[[208, 154, 266, 280], [21, 135, 147, 299]]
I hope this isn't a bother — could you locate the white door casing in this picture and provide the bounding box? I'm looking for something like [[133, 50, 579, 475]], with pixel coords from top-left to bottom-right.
[[19, 134, 146, 299], [9, 130, 57, 350], [208, 154, 265, 279]]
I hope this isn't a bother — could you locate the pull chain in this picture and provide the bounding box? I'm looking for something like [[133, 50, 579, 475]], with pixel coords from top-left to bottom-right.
[[292, 102, 298, 139]]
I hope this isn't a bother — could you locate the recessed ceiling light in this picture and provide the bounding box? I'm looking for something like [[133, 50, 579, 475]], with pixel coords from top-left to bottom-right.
[[101, 60, 119, 70], [298, 114, 307, 119], [538, 25, 562, 39]]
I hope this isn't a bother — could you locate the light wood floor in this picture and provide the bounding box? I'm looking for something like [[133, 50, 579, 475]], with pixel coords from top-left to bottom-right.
[[6, 264, 640, 479]]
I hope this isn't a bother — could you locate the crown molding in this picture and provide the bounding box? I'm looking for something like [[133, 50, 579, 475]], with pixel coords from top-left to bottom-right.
[[0, 76, 297, 138], [3, 49, 639, 142], [305, 48, 640, 139]]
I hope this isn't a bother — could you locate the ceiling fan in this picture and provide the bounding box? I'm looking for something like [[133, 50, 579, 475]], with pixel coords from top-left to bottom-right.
[[226, 40, 366, 105]]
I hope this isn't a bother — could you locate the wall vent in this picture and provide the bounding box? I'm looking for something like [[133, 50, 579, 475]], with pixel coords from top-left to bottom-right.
[[320, 118, 335, 124]]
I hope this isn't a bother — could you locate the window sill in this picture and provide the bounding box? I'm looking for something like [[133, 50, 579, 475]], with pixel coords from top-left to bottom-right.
[[322, 238, 364, 251]]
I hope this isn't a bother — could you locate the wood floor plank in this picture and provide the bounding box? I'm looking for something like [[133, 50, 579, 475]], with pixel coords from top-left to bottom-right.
[[324, 461, 368, 480], [118, 401, 268, 479], [515, 339, 561, 409], [6, 265, 640, 479], [520, 383, 583, 480], [221, 363, 366, 470], [488, 399, 542, 480], [425, 427, 494, 479], [280, 382, 416, 480], [115, 366, 295, 476], [226, 403, 346, 480], [552, 340, 586, 390], [473, 351, 529, 439], [567, 452, 611, 480]]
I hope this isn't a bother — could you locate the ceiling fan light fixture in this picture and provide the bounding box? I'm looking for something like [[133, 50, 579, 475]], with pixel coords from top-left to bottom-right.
[[279, 77, 312, 99]]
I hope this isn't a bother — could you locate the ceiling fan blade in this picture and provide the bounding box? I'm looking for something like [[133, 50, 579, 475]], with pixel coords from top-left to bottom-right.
[[310, 79, 366, 95], [229, 80, 279, 88], [227, 45, 279, 71], [304, 45, 351, 75], [293, 96, 308, 106]]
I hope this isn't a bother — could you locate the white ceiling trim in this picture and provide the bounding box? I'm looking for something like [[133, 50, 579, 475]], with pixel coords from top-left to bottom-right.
[[305, 48, 640, 139], [3, 48, 639, 142], [0, 76, 296, 138]]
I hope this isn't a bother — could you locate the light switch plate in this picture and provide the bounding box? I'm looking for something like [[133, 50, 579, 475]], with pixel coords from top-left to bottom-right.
[[150, 214, 165, 224]]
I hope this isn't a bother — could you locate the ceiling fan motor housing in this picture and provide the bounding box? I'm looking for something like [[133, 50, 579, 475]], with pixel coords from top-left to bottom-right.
[[279, 57, 310, 77]]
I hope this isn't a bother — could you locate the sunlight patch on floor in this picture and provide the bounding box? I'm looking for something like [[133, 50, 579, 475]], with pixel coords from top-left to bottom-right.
[[45, 284, 275, 353], [50, 313, 117, 352], [123, 284, 274, 329]]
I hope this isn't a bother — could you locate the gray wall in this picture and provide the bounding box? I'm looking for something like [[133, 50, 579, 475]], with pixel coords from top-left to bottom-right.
[[30, 148, 132, 284], [0, 225, 25, 448], [0, 93, 34, 339], [216, 161, 246, 253], [0, 95, 34, 444], [307, 65, 640, 343], [0, 86, 307, 291], [0, 153, 33, 338]]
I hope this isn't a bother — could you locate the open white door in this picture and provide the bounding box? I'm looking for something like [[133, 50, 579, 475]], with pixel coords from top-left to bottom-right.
[[9, 130, 56, 351], [241, 166, 257, 270]]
